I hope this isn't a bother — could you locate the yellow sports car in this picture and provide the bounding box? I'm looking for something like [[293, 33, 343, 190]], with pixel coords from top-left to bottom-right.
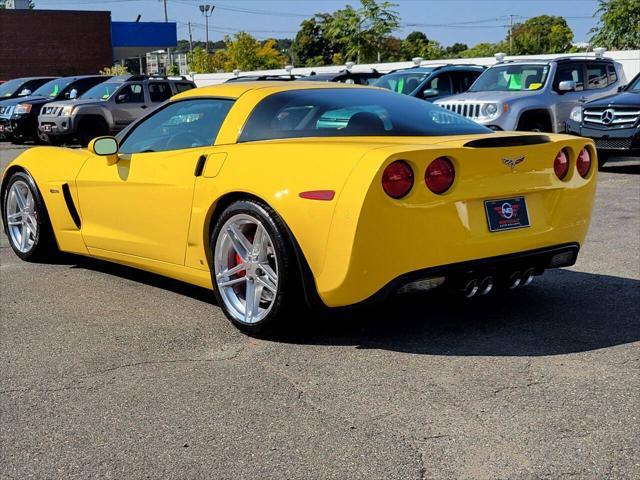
[[1, 82, 597, 334]]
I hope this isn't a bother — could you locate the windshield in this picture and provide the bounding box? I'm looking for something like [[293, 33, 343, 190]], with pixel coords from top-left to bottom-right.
[[0, 79, 26, 98], [81, 82, 122, 100], [373, 71, 432, 94], [240, 88, 491, 142], [627, 74, 640, 92], [32, 78, 74, 98], [470, 64, 549, 92]]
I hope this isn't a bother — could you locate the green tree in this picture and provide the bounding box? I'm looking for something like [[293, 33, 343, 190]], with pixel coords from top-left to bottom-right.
[[401, 31, 431, 60], [326, 5, 366, 62], [510, 15, 574, 54], [99, 65, 129, 76], [445, 42, 469, 57], [293, 15, 335, 66], [590, 0, 640, 50], [359, 0, 400, 62], [188, 47, 214, 74], [458, 42, 506, 58], [0, 1, 35, 8]]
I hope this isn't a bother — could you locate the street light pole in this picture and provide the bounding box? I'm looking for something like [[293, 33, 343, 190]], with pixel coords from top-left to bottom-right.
[[199, 4, 215, 54], [163, 0, 172, 74]]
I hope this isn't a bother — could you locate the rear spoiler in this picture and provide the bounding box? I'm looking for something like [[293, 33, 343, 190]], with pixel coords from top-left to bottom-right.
[[464, 135, 550, 148]]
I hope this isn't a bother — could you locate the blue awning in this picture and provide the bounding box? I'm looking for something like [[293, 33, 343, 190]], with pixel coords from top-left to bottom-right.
[[111, 21, 177, 48]]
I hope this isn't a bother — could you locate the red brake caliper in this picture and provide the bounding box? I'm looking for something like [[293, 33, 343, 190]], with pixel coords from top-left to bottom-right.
[[234, 253, 246, 278]]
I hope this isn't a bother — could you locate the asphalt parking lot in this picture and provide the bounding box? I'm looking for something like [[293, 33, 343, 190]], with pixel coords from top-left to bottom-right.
[[1, 143, 639, 479]]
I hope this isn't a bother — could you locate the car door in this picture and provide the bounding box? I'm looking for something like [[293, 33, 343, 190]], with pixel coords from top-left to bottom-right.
[[553, 61, 587, 130], [75, 97, 235, 265], [111, 83, 147, 129]]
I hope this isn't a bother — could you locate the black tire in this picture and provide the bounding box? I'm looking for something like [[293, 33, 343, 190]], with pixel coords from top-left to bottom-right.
[[597, 152, 609, 170], [2, 171, 57, 261], [209, 199, 300, 336], [78, 118, 109, 147]]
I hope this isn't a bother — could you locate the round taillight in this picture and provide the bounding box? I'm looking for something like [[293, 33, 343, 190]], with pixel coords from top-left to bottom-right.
[[577, 147, 591, 177], [554, 149, 570, 180], [382, 160, 414, 199], [425, 157, 455, 194]]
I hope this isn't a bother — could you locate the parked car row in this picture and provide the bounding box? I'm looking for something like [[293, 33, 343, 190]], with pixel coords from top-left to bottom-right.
[[0, 74, 195, 146]]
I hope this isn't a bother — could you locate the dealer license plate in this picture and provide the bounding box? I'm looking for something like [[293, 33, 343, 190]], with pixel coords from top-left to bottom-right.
[[484, 197, 530, 232]]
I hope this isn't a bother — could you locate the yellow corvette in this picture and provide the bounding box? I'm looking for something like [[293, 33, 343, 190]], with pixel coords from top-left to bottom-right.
[[1, 82, 597, 333]]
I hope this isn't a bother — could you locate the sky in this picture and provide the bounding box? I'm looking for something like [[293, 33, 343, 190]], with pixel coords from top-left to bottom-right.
[[33, 0, 603, 47]]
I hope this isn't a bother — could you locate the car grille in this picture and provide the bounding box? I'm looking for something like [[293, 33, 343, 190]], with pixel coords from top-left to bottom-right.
[[583, 107, 640, 127], [594, 137, 634, 150], [438, 102, 483, 119], [41, 106, 63, 116], [0, 105, 14, 116]]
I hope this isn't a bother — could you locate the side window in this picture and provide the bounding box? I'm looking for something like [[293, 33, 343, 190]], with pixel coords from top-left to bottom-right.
[[586, 64, 608, 89], [149, 82, 172, 102], [67, 78, 102, 98], [452, 71, 480, 93], [555, 63, 584, 91], [119, 98, 234, 154], [116, 84, 145, 104], [24, 79, 47, 93], [425, 74, 452, 95], [606, 65, 618, 85], [175, 82, 195, 93]]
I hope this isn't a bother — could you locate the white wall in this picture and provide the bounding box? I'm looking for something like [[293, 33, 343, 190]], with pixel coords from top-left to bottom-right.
[[192, 50, 640, 87]]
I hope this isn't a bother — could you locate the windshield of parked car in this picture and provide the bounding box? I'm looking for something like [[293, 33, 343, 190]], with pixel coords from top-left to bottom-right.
[[80, 82, 122, 100], [469, 64, 550, 92], [240, 88, 491, 142], [32, 78, 75, 98], [627, 75, 640, 92], [373, 70, 433, 94], [0, 79, 26, 98]]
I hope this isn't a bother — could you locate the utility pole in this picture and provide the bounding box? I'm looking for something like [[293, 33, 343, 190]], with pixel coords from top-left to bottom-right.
[[199, 4, 215, 54], [163, 0, 172, 74], [188, 22, 194, 57], [508, 14, 516, 54]]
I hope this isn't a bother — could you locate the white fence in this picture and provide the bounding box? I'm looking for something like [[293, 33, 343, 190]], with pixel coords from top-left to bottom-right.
[[192, 50, 640, 87]]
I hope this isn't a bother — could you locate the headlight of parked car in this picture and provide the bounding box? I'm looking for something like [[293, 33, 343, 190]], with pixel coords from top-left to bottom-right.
[[569, 106, 583, 123], [479, 103, 500, 121], [15, 103, 32, 114], [61, 105, 75, 116]]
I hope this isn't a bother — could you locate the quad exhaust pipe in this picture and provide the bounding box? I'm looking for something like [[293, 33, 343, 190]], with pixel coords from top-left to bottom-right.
[[460, 269, 535, 298]]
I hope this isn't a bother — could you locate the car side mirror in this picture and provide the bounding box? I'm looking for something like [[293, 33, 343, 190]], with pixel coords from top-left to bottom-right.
[[68, 89, 78, 100], [558, 80, 576, 92], [18, 89, 31, 96], [422, 88, 440, 98], [617, 85, 626, 92], [89, 136, 119, 165], [116, 94, 128, 103]]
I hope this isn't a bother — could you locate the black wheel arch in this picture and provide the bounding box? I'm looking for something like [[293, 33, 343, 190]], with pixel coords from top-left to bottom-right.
[[205, 192, 326, 309], [516, 108, 554, 132]]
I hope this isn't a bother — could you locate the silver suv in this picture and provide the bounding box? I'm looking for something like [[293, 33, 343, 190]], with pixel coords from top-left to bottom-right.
[[435, 57, 626, 133], [38, 75, 195, 146]]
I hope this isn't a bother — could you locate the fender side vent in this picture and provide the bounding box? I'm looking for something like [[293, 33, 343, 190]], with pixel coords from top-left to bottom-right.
[[464, 135, 551, 148], [62, 183, 81, 229]]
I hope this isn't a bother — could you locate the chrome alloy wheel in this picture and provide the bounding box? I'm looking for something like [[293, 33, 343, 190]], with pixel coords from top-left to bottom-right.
[[214, 214, 279, 324], [5, 180, 38, 253]]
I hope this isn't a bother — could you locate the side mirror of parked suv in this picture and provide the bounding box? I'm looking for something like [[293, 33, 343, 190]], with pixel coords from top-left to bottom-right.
[[67, 89, 78, 100], [423, 88, 440, 98], [558, 80, 576, 93], [116, 94, 128, 103], [18, 89, 31, 96], [617, 85, 626, 92]]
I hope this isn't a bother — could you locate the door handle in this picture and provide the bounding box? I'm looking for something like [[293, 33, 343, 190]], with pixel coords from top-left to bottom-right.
[[194, 155, 207, 177]]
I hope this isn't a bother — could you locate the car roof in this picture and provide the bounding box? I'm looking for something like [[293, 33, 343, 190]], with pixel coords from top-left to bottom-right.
[[498, 56, 615, 66], [173, 80, 371, 101], [388, 64, 485, 74]]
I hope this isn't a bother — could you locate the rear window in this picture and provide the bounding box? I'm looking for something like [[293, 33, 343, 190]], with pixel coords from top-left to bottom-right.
[[239, 88, 491, 142], [175, 82, 195, 93], [586, 64, 608, 89]]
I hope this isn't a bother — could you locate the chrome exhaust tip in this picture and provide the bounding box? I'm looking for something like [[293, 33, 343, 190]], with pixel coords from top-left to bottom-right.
[[462, 279, 479, 298], [522, 268, 536, 286], [508, 271, 522, 289], [478, 276, 494, 296]]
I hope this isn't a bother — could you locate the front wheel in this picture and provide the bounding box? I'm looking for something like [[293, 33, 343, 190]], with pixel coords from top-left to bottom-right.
[[210, 200, 298, 335], [2, 171, 57, 261]]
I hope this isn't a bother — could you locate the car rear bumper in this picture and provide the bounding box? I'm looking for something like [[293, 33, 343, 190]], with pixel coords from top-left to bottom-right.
[[566, 120, 640, 154]]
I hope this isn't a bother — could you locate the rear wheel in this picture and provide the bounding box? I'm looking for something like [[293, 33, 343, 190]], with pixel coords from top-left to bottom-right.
[[2, 171, 57, 261], [78, 118, 109, 147], [210, 200, 298, 335], [597, 152, 609, 169]]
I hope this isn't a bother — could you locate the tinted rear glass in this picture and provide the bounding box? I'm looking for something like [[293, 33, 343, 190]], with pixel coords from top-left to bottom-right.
[[240, 88, 491, 142]]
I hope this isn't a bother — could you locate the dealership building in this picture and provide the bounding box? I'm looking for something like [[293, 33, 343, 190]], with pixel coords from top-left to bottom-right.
[[0, 8, 178, 79]]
